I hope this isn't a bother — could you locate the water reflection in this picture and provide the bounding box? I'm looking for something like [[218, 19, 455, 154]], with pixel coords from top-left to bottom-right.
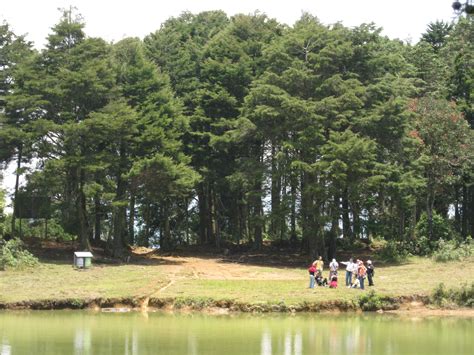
[[74, 327, 91, 355], [0, 312, 472, 354], [260, 330, 271, 355], [1, 343, 11, 355]]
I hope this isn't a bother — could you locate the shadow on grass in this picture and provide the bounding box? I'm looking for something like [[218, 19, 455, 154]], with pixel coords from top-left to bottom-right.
[[25, 239, 185, 267], [25, 237, 412, 270]]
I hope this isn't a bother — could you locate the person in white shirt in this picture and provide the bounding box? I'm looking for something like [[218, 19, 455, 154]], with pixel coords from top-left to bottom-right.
[[341, 258, 355, 287], [329, 258, 339, 280]]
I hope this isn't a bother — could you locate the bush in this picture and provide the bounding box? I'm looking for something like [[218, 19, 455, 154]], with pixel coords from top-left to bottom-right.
[[415, 212, 458, 242], [406, 235, 432, 256], [0, 238, 39, 270], [379, 240, 409, 262], [431, 282, 474, 308], [359, 290, 397, 311], [4, 216, 75, 241], [432, 237, 473, 262], [369, 237, 387, 250]]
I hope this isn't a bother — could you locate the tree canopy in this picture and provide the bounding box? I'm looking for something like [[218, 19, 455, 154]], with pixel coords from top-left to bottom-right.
[[1, 10, 473, 259]]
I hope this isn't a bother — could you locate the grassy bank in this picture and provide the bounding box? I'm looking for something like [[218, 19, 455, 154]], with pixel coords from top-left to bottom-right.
[[1, 252, 473, 312]]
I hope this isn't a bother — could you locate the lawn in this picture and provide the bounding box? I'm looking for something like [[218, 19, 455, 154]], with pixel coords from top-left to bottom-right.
[[1, 254, 472, 307]]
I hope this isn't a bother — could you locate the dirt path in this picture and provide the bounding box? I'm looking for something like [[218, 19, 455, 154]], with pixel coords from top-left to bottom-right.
[[144, 253, 304, 281]]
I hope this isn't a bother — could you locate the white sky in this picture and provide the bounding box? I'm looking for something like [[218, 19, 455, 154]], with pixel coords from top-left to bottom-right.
[[0, 0, 459, 207], [1, 0, 457, 48]]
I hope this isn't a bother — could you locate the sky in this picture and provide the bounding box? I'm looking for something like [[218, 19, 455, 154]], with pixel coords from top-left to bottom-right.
[[0, 1, 460, 206], [1, 0, 458, 48]]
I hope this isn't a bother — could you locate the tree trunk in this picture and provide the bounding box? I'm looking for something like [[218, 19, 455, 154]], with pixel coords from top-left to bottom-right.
[[112, 143, 128, 257], [128, 193, 135, 245], [342, 189, 351, 241], [454, 186, 460, 233], [270, 143, 281, 239], [352, 201, 361, 240], [328, 195, 339, 260], [461, 184, 468, 238], [11, 144, 22, 237], [78, 168, 91, 251], [301, 171, 318, 257], [213, 189, 220, 249], [161, 202, 172, 251], [426, 185, 435, 241], [290, 172, 297, 245], [469, 186, 474, 239], [197, 183, 208, 244], [93, 194, 101, 243], [410, 203, 417, 240], [253, 181, 263, 250], [207, 182, 215, 244]]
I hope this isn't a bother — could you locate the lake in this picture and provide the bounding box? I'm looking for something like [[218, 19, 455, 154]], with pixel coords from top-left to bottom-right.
[[0, 311, 472, 354]]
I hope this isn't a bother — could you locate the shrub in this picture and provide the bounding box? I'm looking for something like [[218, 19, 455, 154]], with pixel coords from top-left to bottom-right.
[[453, 283, 474, 307], [406, 235, 432, 256], [432, 237, 473, 262], [431, 282, 474, 308], [369, 237, 387, 250], [359, 290, 396, 311], [379, 240, 409, 262], [0, 238, 39, 270], [415, 212, 458, 242], [431, 283, 449, 307]]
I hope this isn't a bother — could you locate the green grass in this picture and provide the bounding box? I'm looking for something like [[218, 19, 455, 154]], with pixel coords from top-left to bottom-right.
[[1, 256, 472, 307], [0, 263, 167, 303], [158, 257, 474, 305]]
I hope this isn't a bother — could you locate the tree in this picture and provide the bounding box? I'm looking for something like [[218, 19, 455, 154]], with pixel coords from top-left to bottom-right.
[[409, 97, 472, 241], [421, 21, 453, 52], [0, 22, 38, 236], [26, 9, 116, 249], [113, 37, 198, 251]]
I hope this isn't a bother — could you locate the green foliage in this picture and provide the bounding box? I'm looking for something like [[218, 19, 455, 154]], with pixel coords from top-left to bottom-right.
[[0, 182, 5, 237], [358, 290, 397, 311], [432, 237, 473, 262], [0, 11, 473, 258], [378, 240, 409, 263], [0, 238, 38, 270], [421, 21, 453, 51], [4, 216, 75, 241], [415, 212, 458, 242], [406, 235, 432, 256], [431, 282, 474, 308]]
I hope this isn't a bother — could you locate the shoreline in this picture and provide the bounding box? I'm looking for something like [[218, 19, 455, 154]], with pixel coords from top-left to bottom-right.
[[1, 295, 473, 317]]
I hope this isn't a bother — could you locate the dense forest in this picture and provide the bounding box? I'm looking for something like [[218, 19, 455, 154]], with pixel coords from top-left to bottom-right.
[[0, 9, 473, 260]]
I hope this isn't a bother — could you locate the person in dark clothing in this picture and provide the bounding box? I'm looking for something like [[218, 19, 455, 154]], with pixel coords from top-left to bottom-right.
[[366, 260, 375, 286], [315, 270, 328, 287]]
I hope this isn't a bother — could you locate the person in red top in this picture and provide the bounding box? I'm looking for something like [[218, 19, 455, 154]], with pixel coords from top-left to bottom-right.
[[308, 264, 316, 289], [357, 260, 367, 290], [329, 274, 338, 288]]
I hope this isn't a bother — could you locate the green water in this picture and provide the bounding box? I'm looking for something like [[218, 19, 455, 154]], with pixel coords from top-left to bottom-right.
[[0, 311, 472, 354]]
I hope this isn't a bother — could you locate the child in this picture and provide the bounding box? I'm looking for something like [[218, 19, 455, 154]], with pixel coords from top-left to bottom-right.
[[315, 270, 328, 287], [351, 278, 360, 289], [329, 275, 338, 288]]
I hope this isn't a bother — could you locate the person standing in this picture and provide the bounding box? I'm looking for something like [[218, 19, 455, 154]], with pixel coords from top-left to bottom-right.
[[357, 260, 367, 290], [366, 260, 375, 286], [341, 258, 354, 287], [329, 258, 339, 280], [315, 256, 324, 275], [308, 263, 316, 289]]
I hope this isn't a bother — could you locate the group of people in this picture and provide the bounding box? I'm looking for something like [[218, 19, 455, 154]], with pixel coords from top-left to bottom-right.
[[308, 256, 375, 290]]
